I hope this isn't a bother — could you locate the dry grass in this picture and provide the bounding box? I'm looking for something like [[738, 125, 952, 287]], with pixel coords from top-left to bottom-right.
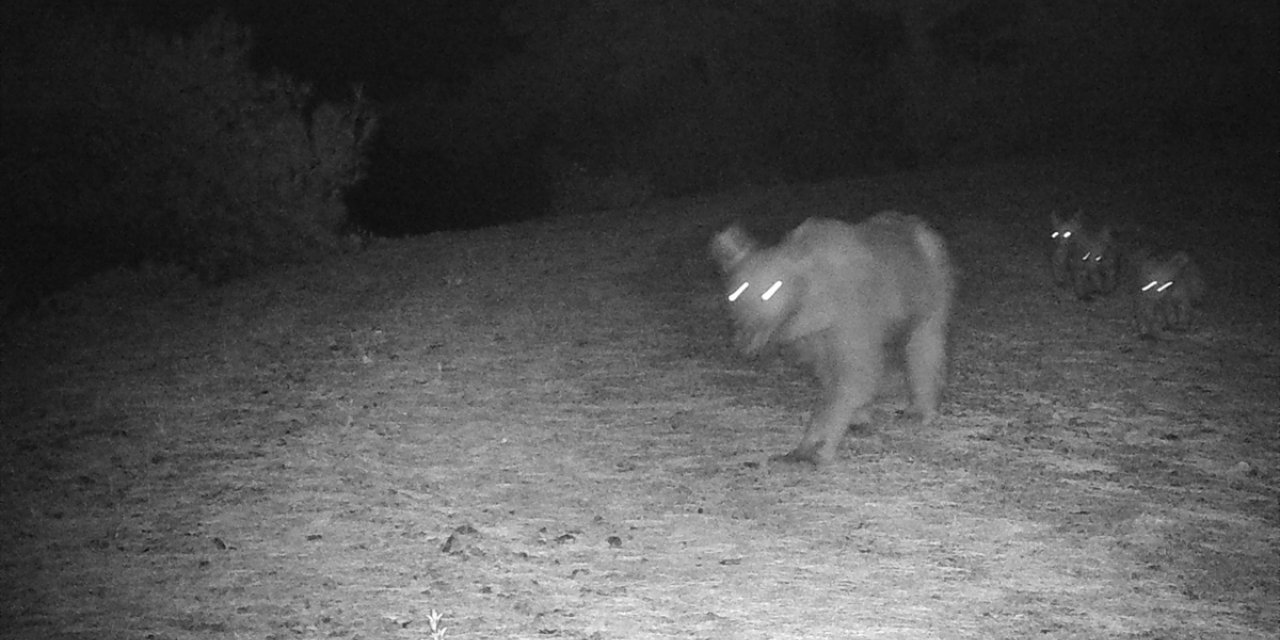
[[2, 153, 1277, 639]]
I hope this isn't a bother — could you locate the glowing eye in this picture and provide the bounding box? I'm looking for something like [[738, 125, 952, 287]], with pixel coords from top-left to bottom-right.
[[1142, 280, 1159, 292], [1081, 252, 1092, 261], [1051, 232, 1059, 239], [728, 281, 749, 302], [1156, 282, 1173, 293], [1061, 231, 1072, 239], [761, 280, 782, 301], [1092, 254, 1102, 262]]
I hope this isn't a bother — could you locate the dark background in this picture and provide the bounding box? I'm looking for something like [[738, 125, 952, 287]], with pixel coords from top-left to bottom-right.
[[1, 0, 1276, 300]]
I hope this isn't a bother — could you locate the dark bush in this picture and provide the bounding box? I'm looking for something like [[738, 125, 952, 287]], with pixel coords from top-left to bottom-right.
[[1, 6, 377, 289]]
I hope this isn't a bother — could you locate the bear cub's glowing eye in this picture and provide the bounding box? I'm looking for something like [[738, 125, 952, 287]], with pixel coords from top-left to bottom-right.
[[761, 280, 782, 301], [728, 281, 750, 302]]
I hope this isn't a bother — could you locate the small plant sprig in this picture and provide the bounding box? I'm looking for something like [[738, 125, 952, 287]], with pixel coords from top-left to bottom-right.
[[427, 609, 447, 640]]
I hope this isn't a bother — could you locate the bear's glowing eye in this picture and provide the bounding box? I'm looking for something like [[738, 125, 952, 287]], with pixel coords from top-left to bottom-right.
[[1081, 252, 1092, 261], [761, 280, 783, 301], [1156, 281, 1173, 293], [1142, 280, 1159, 292], [728, 281, 750, 302]]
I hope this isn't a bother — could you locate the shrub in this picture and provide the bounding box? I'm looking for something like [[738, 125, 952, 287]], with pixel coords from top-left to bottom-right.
[[1, 7, 377, 284]]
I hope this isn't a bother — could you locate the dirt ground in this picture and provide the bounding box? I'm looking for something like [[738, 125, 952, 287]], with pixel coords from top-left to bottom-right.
[[2, 153, 1277, 639]]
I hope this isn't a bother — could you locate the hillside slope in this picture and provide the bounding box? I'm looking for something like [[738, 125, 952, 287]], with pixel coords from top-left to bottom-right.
[[2, 154, 1277, 639]]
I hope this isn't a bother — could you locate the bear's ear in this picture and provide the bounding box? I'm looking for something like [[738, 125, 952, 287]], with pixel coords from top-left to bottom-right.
[[711, 225, 756, 271]]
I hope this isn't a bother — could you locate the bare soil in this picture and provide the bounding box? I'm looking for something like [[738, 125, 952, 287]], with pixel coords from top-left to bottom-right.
[[2, 153, 1277, 639]]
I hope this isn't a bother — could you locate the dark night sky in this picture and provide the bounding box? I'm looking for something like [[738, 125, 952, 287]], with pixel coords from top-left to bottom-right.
[[111, 0, 517, 100], [1, 0, 1276, 297]]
